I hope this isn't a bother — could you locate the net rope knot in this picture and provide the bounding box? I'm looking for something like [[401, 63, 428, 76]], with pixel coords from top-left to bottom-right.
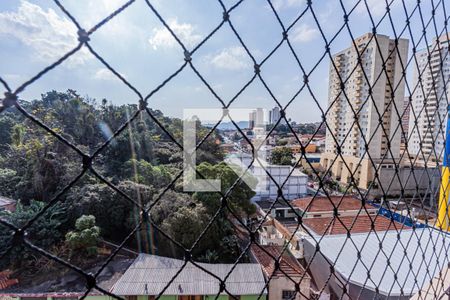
[[2, 92, 17, 108], [77, 29, 90, 43]]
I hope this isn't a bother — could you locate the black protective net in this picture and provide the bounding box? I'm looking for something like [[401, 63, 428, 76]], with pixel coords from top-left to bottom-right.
[[1, 0, 450, 299]]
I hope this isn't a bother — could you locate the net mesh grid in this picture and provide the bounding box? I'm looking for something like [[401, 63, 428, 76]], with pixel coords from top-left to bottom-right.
[[0, 0, 449, 299]]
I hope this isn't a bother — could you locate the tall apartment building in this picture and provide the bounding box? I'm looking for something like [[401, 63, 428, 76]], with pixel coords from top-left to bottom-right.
[[401, 97, 410, 145], [408, 33, 450, 165], [320, 33, 409, 190], [269, 106, 286, 125], [269, 107, 281, 125], [249, 108, 264, 129]]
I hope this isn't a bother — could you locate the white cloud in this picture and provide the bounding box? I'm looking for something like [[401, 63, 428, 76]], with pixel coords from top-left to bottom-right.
[[94, 68, 124, 81], [207, 47, 251, 71], [353, 0, 402, 17], [271, 0, 305, 10], [291, 24, 319, 43], [148, 19, 202, 50], [3, 74, 22, 81], [0, 1, 90, 66]]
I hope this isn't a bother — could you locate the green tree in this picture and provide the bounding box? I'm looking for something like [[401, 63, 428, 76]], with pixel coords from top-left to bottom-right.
[[0, 115, 18, 151], [271, 147, 294, 165], [149, 190, 239, 262], [276, 139, 288, 146], [194, 162, 257, 217], [66, 181, 154, 242], [122, 159, 171, 188], [11, 124, 26, 147], [0, 200, 66, 269], [65, 215, 100, 256]]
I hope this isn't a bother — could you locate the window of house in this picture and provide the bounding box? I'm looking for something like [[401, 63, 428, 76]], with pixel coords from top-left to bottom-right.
[[282, 290, 297, 300], [179, 296, 203, 300], [126, 296, 138, 300]]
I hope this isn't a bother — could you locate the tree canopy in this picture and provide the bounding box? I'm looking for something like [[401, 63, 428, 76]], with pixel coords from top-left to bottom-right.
[[271, 147, 294, 165], [0, 89, 254, 271]]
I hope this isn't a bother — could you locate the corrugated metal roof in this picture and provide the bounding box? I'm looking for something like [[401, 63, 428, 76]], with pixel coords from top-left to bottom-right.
[[111, 254, 267, 296], [305, 228, 450, 297], [0, 196, 15, 206]]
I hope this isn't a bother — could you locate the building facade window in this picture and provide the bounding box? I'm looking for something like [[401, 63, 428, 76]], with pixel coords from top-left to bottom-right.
[[282, 290, 297, 300]]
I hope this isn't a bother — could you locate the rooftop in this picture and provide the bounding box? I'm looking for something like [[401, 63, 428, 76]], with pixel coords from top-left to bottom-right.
[[111, 254, 267, 296], [305, 228, 450, 297], [291, 196, 377, 213], [302, 214, 410, 235], [250, 245, 309, 278], [256, 199, 290, 211], [0, 196, 16, 207]]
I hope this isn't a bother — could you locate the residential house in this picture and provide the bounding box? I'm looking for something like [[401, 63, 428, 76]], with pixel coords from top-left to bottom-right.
[[111, 254, 267, 300], [4, 254, 267, 300], [258, 217, 304, 259], [250, 245, 311, 300], [255, 196, 410, 258]]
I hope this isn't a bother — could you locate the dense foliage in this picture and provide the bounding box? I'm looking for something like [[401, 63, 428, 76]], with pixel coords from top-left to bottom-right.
[[0, 200, 66, 269], [271, 147, 294, 165], [0, 90, 255, 271]]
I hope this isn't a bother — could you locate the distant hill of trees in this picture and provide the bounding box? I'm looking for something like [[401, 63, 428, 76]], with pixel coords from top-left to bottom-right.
[[0, 90, 255, 272]]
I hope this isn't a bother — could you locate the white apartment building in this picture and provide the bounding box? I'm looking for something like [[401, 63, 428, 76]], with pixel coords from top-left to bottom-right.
[[252, 165, 308, 200], [249, 107, 265, 129], [227, 152, 308, 200], [408, 33, 450, 165], [320, 33, 409, 189]]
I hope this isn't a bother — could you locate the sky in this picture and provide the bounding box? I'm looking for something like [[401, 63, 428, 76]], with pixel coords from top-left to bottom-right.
[[0, 0, 446, 123]]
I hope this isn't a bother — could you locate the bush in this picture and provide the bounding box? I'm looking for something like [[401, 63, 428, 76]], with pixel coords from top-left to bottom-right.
[[65, 215, 100, 257]]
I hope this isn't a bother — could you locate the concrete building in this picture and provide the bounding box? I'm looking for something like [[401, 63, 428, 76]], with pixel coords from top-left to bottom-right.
[[408, 33, 450, 165], [320, 33, 409, 190]]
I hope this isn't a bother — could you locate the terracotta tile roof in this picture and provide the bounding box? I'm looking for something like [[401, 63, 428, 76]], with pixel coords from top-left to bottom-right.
[[0, 270, 18, 290], [291, 196, 377, 213], [302, 214, 410, 235], [250, 245, 308, 278]]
